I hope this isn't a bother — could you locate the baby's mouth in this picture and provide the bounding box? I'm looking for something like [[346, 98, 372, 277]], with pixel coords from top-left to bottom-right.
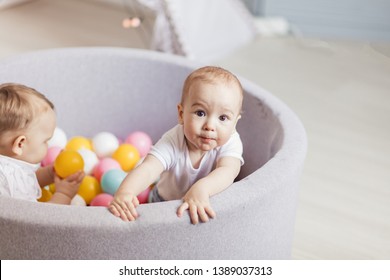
[[200, 135, 215, 143]]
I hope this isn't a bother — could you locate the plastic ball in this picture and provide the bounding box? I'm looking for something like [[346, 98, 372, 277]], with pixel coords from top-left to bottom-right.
[[41, 146, 62, 167], [48, 127, 67, 148], [101, 169, 127, 195], [78, 148, 99, 175], [90, 193, 114, 207], [66, 136, 92, 151], [54, 150, 84, 178], [38, 187, 52, 202], [48, 183, 56, 193], [77, 175, 102, 205], [93, 158, 121, 181], [71, 194, 87, 206], [148, 190, 154, 203], [92, 132, 119, 158], [125, 131, 152, 158], [112, 143, 140, 172], [137, 186, 151, 204]]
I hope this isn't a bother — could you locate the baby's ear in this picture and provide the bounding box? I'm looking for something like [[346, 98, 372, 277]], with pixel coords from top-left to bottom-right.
[[177, 103, 184, 125], [232, 115, 242, 134], [235, 114, 242, 125], [12, 135, 26, 156]]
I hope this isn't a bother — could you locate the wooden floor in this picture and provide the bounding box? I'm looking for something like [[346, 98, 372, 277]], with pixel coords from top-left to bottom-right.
[[1, 0, 389, 260], [218, 38, 390, 259]]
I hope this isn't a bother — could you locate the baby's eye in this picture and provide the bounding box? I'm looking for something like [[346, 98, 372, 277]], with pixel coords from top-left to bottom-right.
[[195, 110, 206, 117], [219, 115, 229, 121]]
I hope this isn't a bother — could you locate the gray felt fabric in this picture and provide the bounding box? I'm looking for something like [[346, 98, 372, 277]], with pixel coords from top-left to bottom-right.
[[0, 47, 307, 259]]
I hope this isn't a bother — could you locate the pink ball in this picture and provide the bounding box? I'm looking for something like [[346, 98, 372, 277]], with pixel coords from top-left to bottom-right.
[[90, 193, 114, 207], [125, 131, 152, 158], [137, 186, 151, 204], [93, 158, 121, 181], [41, 146, 62, 167]]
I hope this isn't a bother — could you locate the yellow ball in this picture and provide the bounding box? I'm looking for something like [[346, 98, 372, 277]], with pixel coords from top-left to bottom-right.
[[112, 144, 140, 172], [77, 175, 102, 205], [54, 150, 84, 178], [48, 183, 56, 193], [66, 136, 92, 151], [38, 187, 53, 202]]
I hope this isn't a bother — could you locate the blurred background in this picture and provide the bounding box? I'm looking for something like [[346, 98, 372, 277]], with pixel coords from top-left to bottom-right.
[[244, 0, 390, 41], [1, 0, 389, 259]]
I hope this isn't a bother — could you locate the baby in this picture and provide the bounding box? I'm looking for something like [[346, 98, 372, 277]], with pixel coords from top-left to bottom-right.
[[109, 66, 244, 224], [0, 83, 84, 204]]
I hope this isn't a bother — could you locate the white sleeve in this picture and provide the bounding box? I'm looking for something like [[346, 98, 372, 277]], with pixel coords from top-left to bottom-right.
[[217, 132, 244, 165], [148, 129, 178, 171], [0, 171, 11, 197]]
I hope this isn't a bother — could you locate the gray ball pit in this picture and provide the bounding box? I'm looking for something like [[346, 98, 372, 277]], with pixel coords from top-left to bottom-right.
[[0, 47, 307, 259]]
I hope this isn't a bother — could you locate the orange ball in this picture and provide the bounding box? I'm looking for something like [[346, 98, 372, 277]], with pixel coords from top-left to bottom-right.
[[54, 150, 84, 178], [65, 136, 92, 151], [77, 175, 102, 205], [48, 183, 56, 193], [112, 143, 140, 172], [38, 188, 53, 202]]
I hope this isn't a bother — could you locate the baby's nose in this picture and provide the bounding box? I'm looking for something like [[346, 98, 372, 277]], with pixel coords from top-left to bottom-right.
[[203, 119, 215, 131]]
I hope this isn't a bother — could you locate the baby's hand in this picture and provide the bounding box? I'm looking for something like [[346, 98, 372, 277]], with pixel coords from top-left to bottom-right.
[[54, 170, 85, 199], [177, 186, 216, 225], [109, 192, 139, 221]]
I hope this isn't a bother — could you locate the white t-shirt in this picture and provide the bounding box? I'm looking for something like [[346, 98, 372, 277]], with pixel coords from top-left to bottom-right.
[[0, 155, 41, 202], [149, 124, 244, 200]]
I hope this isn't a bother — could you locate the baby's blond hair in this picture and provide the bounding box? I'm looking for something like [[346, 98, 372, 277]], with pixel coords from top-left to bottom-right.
[[0, 83, 54, 134], [181, 66, 243, 105]]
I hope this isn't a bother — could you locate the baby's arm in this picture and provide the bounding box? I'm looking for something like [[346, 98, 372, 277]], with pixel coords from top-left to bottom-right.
[[36, 165, 85, 205], [109, 155, 164, 221], [36, 165, 55, 187], [177, 156, 241, 224]]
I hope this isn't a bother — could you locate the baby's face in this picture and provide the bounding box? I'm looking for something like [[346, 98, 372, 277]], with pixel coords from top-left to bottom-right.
[[178, 81, 242, 153], [22, 108, 56, 164]]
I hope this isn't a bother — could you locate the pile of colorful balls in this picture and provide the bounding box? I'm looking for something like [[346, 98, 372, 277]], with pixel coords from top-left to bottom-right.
[[39, 127, 153, 207]]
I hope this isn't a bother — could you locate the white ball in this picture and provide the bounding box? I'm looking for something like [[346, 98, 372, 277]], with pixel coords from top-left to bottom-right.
[[77, 148, 99, 175], [71, 194, 86, 206], [92, 132, 119, 158], [48, 127, 67, 148]]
